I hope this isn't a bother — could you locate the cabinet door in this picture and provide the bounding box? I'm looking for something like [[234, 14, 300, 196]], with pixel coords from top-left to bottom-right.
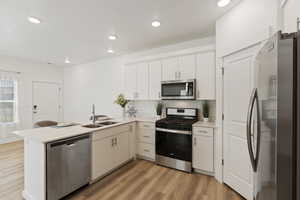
[[92, 137, 114, 180], [178, 54, 196, 80], [192, 135, 214, 172], [124, 64, 137, 100], [149, 60, 162, 100], [162, 57, 179, 81], [114, 131, 130, 167], [136, 62, 149, 100], [196, 51, 216, 99]]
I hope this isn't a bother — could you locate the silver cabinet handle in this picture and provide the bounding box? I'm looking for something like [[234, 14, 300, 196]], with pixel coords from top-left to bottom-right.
[[143, 135, 150, 138], [297, 17, 300, 31], [193, 137, 196, 146], [178, 71, 181, 79], [144, 149, 150, 152], [158, 92, 161, 98], [111, 138, 114, 147], [143, 125, 150, 128], [197, 130, 208, 134]]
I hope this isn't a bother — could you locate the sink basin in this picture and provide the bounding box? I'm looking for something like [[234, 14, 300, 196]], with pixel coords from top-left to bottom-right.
[[97, 121, 119, 126], [82, 124, 103, 128]]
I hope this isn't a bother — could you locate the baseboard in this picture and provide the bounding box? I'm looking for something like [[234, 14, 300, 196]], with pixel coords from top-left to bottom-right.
[[0, 136, 22, 144], [193, 168, 214, 176], [136, 154, 155, 162]]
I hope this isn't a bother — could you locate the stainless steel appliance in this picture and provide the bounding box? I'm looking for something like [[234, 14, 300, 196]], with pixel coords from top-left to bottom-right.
[[161, 79, 196, 100], [247, 31, 300, 200], [155, 108, 198, 172], [46, 134, 91, 200]]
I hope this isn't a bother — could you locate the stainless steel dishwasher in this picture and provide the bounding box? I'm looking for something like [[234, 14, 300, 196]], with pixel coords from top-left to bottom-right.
[[46, 134, 91, 200]]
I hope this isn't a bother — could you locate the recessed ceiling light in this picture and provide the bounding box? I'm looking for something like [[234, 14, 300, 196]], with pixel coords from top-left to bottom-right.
[[65, 57, 71, 64], [28, 16, 41, 24], [107, 49, 115, 54], [217, 0, 231, 7], [108, 35, 118, 40], [152, 20, 161, 27]]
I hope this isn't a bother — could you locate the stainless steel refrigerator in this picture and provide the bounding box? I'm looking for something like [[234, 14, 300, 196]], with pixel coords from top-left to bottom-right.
[[247, 31, 300, 200]]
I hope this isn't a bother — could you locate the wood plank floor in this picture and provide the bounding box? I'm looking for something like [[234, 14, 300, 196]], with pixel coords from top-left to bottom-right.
[[0, 141, 244, 200], [0, 141, 24, 200]]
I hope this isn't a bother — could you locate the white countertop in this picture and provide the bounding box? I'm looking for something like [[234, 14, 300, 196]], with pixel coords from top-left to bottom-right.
[[192, 121, 217, 128]]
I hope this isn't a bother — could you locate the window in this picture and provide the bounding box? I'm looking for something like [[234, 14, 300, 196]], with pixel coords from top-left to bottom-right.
[[0, 79, 18, 123]]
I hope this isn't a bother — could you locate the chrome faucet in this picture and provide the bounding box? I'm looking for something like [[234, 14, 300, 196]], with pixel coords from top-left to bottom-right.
[[92, 104, 96, 124]]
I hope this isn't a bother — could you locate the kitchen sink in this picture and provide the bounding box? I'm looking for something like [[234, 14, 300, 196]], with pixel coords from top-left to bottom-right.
[[82, 124, 103, 128], [97, 121, 119, 126]]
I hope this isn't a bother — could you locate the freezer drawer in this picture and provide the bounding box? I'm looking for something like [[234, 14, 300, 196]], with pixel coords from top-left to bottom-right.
[[46, 134, 91, 200]]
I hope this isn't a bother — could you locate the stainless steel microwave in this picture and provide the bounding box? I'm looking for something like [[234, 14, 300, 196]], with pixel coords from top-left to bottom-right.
[[161, 79, 196, 100]]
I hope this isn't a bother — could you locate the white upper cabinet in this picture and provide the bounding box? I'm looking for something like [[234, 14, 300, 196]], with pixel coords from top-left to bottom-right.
[[178, 54, 196, 80], [162, 55, 196, 81], [124, 62, 149, 100], [136, 62, 149, 100], [162, 57, 179, 81], [196, 51, 216, 99], [149, 60, 162, 100], [283, 0, 300, 33], [124, 64, 137, 100]]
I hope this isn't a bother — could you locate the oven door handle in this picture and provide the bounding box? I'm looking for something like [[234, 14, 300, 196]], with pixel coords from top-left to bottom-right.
[[156, 128, 192, 135]]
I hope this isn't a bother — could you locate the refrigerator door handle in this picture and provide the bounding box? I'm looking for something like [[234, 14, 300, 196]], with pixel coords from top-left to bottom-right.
[[247, 88, 258, 172]]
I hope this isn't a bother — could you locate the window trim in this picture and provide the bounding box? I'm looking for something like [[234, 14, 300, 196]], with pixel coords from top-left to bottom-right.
[[0, 80, 18, 124]]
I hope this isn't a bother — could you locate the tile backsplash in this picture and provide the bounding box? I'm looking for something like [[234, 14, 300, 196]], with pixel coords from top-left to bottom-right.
[[129, 100, 216, 121]]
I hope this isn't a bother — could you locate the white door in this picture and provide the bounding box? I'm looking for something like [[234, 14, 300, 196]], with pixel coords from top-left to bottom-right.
[[149, 60, 162, 100], [32, 82, 61, 124], [162, 57, 179, 81], [136, 62, 149, 100], [124, 64, 137, 100], [114, 131, 130, 166], [223, 49, 257, 199], [178, 54, 196, 80], [92, 137, 114, 180], [196, 51, 216, 99]]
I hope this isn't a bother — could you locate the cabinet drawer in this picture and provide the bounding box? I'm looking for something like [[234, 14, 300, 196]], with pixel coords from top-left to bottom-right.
[[138, 142, 155, 160], [138, 128, 155, 144], [137, 122, 155, 130], [193, 127, 213, 137]]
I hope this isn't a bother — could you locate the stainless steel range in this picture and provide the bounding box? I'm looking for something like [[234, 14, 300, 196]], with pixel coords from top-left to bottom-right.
[[155, 107, 198, 172]]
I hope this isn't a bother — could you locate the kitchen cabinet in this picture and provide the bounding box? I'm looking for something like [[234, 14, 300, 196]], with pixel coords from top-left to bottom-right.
[[283, 0, 300, 33], [162, 57, 179, 81], [162, 55, 196, 81], [196, 51, 216, 99], [124, 62, 149, 100], [92, 136, 114, 180], [178, 54, 196, 80], [136, 62, 149, 100], [192, 127, 214, 173], [92, 125, 131, 180], [124, 64, 137, 100], [136, 122, 155, 161], [149, 60, 162, 100]]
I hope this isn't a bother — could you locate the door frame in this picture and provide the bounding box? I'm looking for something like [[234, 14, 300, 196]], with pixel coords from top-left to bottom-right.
[[32, 81, 63, 126]]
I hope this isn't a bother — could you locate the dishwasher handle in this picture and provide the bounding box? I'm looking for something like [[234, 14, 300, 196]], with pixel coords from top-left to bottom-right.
[[48, 134, 90, 148]]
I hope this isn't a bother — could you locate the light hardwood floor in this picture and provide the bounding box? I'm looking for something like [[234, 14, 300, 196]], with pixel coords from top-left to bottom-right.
[[0, 141, 243, 200]]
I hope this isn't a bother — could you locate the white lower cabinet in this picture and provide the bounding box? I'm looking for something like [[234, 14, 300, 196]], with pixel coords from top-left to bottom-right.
[[92, 125, 131, 181], [192, 127, 214, 173], [136, 122, 155, 161]]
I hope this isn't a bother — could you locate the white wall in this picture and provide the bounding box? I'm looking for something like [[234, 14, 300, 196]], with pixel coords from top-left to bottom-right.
[[216, 0, 279, 57], [282, 0, 300, 33], [0, 55, 63, 143], [64, 57, 125, 122], [63, 37, 215, 122]]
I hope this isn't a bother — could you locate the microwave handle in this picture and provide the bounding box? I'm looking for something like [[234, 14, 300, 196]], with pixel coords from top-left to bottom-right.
[[186, 82, 188, 94]]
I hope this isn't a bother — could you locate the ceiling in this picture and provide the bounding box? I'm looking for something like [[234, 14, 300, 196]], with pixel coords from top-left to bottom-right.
[[0, 0, 240, 66]]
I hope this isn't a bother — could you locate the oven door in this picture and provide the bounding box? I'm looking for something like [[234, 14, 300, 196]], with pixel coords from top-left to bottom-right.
[[161, 79, 195, 100], [155, 128, 192, 162]]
